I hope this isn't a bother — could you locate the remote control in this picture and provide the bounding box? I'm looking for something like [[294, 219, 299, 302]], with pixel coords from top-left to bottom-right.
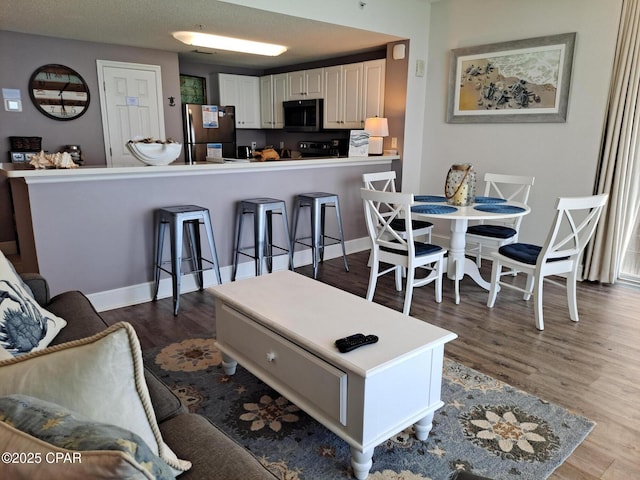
[[336, 334, 379, 353], [335, 333, 365, 349]]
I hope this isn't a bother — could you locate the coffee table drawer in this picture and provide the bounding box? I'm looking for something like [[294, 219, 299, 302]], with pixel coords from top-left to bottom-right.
[[217, 304, 347, 425]]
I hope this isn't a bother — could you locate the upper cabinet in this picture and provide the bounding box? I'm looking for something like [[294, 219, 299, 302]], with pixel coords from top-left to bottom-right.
[[260, 73, 288, 129], [323, 59, 385, 129], [323, 63, 363, 129], [219, 73, 261, 129], [287, 68, 324, 100], [222, 59, 385, 131], [361, 59, 386, 121]]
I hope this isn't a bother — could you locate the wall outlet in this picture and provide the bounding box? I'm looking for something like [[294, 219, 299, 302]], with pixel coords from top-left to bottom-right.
[[251, 141, 257, 150], [391, 137, 398, 148], [280, 141, 284, 149]]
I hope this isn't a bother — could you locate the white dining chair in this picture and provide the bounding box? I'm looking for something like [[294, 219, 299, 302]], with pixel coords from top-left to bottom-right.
[[487, 193, 608, 330], [362, 171, 433, 243], [466, 173, 535, 268], [361, 188, 446, 315]]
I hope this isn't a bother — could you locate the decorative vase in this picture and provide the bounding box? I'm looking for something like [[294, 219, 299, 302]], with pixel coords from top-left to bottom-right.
[[445, 164, 476, 206]]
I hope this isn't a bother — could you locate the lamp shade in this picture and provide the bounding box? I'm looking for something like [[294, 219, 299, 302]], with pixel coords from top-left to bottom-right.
[[364, 117, 389, 137]]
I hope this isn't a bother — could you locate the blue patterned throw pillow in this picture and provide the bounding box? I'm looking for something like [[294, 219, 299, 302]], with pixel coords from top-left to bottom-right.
[[0, 394, 175, 479], [0, 251, 66, 356], [0, 280, 66, 356]]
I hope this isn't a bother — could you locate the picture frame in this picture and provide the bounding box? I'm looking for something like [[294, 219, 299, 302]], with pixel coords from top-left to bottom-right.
[[348, 130, 370, 157], [446, 32, 576, 123], [179, 74, 207, 105]]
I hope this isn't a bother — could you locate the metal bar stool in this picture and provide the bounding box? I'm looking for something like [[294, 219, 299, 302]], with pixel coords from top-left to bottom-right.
[[152, 205, 222, 316], [232, 198, 294, 281], [291, 192, 349, 279]]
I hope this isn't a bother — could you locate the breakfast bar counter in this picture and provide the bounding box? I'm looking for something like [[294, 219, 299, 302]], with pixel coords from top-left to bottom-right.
[[1, 155, 396, 182], [1, 155, 396, 310]]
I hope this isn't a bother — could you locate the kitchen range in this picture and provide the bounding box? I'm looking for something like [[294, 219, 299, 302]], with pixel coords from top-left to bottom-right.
[[297, 139, 347, 158]]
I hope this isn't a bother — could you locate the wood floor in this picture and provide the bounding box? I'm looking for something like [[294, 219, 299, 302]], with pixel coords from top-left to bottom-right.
[[101, 251, 640, 480]]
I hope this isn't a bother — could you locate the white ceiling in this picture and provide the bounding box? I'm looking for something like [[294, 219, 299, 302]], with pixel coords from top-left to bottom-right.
[[1, 0, 403, 69]]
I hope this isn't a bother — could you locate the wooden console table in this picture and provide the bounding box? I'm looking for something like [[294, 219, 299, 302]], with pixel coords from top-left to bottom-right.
[[211, 271, 457, 479]]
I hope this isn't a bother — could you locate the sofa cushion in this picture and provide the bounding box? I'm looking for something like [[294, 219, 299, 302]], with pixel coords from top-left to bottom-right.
[[0, 251, 66, 356], [144, 369, 187, 423], [0, 394, 174, 480], [0, 322, 190, 474], [19, 273, 49, 306], [45, 291, 109, 346], [159, 413, 278, 480]]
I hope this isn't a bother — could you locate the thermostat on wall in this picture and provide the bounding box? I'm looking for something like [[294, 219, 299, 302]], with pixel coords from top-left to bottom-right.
[[3, 88, 22, 112], [5, 99, 22, 112]]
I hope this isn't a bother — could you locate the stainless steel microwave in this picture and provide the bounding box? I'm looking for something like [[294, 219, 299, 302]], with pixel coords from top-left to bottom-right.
[[283, 99, 323, 132]]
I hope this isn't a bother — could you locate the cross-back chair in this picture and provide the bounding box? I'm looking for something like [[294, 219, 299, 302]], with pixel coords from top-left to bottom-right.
[[466, 173, 535, 267], [487, 193, 608, 330], [361, 188, 446, 315], [362, 171, 433, 243]]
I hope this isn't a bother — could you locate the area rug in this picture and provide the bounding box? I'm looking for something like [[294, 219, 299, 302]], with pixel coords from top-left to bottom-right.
[[144, 338, 595, 480]]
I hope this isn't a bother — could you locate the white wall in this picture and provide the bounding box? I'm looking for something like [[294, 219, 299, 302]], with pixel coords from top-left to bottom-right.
[[423, 0, 622, 245]]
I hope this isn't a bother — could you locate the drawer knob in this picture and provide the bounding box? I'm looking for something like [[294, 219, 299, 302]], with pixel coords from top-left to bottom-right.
[[266, 352, 276, 362]]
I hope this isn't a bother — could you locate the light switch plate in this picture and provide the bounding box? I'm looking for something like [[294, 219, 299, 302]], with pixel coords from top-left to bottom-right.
[[415, 59, 425, 77]]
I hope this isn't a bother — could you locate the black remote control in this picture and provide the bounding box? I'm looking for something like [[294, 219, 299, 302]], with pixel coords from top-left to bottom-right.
[[335, 333, 365, 349], [336, 334, 379, 353]]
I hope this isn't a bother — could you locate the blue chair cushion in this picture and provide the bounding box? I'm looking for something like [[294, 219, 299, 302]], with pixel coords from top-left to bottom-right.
[[499, 243, 569, 265], [499, 243, 540, 264], [467, 224, 517, 239], [381, 242, 443, 257], [390, 218, 433, 231]]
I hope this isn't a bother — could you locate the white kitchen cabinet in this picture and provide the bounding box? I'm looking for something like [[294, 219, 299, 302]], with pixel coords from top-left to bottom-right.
[[324, 60, 386, 129], [287, 68, 324, 100], [260, 73, 288, 129], [323, 63, 363, 129], [219, 73, 261, 129], [362, 59, 386, 120]]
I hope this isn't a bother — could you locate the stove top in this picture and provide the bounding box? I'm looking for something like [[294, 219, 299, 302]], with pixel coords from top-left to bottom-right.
[[298, 141, 339, 157]]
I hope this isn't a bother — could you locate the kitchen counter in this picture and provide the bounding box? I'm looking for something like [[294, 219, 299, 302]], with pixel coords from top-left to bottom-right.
[[0, 155, 397, 183], [3, 155, 396, 310]]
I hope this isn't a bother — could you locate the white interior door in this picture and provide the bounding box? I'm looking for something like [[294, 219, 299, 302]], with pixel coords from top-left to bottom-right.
[[97, 60, 165, 167]]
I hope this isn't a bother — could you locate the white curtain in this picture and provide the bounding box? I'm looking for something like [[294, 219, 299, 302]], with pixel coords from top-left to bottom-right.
[[584, 0, 640, 283]]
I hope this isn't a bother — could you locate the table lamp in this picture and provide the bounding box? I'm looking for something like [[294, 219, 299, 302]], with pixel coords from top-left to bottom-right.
[[364, 117, 388, 155]]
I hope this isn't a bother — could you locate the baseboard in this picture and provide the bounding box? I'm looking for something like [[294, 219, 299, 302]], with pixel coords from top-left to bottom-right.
[[88, 237, 371, 312], [0, 241, 18, 256]]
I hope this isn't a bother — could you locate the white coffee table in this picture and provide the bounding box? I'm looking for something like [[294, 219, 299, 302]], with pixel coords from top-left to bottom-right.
[[211, 271, 457, 479]]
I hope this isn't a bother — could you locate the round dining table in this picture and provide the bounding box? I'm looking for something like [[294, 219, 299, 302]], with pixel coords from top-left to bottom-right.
[[410, 195, 531, 304]]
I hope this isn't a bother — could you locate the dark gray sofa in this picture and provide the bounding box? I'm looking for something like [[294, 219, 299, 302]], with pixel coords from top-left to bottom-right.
[[20, 273, 276, 480]]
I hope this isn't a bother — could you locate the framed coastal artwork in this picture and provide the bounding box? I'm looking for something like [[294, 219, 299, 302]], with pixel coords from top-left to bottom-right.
[[446, 32, 576, 123], [180, 74, 207, 105]]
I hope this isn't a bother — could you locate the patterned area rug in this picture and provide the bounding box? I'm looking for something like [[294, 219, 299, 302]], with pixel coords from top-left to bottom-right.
[[144, 338, 594, 480]]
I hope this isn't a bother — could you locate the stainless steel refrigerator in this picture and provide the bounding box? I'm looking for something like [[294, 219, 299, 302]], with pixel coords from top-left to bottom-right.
[[183, 104, 236, 162]]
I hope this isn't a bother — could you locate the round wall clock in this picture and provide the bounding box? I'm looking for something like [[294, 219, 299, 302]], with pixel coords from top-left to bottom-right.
[[29, 64, 90, 120]]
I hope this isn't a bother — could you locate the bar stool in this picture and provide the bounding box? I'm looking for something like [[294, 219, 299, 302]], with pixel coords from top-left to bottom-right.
[[232, 198, 294, 281], [152, 205, 222, 316], [291, 192, 349, 279]]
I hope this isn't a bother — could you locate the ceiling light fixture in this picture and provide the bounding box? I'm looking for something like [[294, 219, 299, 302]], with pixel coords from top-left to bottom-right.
[[172, 31, 287, 56]]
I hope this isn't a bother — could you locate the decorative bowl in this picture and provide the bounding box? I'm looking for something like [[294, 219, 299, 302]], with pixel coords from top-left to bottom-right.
[[126, 142, 182, 166]]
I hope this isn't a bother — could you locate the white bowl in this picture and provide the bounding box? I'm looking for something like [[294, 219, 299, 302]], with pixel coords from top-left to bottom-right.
[[126, 142, 182, 166]]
